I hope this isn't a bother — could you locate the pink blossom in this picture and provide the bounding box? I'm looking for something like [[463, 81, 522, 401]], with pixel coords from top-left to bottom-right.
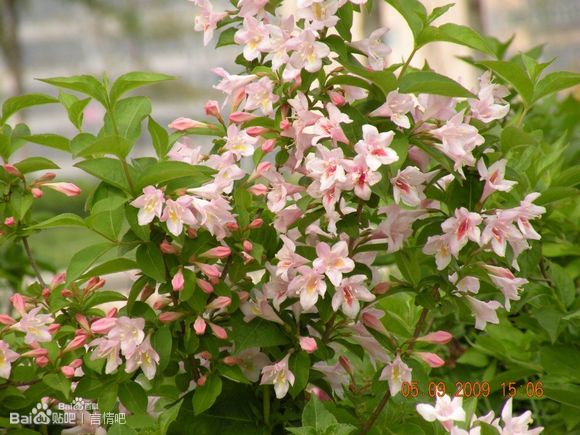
[[312, 361, 350, 398], [234, 17, 269, 61], [212, 67, 257, 104], [160, 196, 197, 236], [347, 323, 390, 366], [413, 94, 457, 125], [90, 317, 117, 334], [361, 307, 389, 335], [313, 241, 354, 286], [0, 340, 19, 379], [376, 205, 426, 253], [477, 159, 517, 202], [484, 265, 528, 310], [237, 0, 268, 17], [283, 29, 330, 80], [370, 90, 414, 129], [168, 117, 206, 130], [423, 234, 452, 270], [275, 235, 308, 281], [168, 138, 203, 165], [12, 307, 54, 344], [245, 76, 280, 115], [450, 273, 480, 294], [464, 295, 502, 330], [332, 274, 375, 318], [351, 27, 391, 71], [288, 266, 327, 310], [43, 182, 81, 197], [469, 71, 510, 123], [417, 331, 453, 344], [236, 347, 271, 382], [417, 394, 466, 432], [299, 337, 318, 353], [354, 124, 397, 171], [305, 145, 350, 191], [391, 166, 433, 206], [296, 0, 339, 30], [107, 316, 145, 357], [274, 205, 303, 233], [346, 155, 382, 200], [225, 124, 259, 159], [441, 207, 482, 257], [379, 354, 412, 396], [481, 212, 525, 258], [194, 0, 228, 46], [499, 398, 544, 435], [130, 186, 165, 225], [303, 104, 352, 145], [89, 337, 122, 374], [511, 192, 545, 240], [260, 354, 295, 399], [240, 290, 284, 324], [264, 17, 295, 70]]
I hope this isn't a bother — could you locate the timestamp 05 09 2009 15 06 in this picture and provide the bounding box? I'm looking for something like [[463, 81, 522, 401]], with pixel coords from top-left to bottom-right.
[[400, 380, 545, 399]]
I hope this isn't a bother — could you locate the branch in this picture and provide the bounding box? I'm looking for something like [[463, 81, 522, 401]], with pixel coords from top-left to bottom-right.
[[22, 237, 48, 288], [360, 389, 391, 435]]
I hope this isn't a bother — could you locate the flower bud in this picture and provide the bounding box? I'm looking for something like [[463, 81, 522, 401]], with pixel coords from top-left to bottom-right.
[[48, 324, 61, 334], [159, 311, 184, 324], [209, 322, 228, 340], [197, 263, 221, 279], [223, 356, 239, 366], [91, 317, 117, 334], [61, 366, 75, 378], [339, 356, 353, 375], [225, 222, 239, 231], [37, 172, 56, 182], [246, 126, 269, 137], [63, 334, 88, 353], [417, 331, 453, 345], [3, 164, 21, 177], [361, 310, 388, 335], [168, 117, 206, 131], [197, 375, 207, 386], [200, 246, 232, 259], [43, 182, 81, 197], [31, 187, 43, 198], [61, 289, 73, 298], [299, 337, 318, 353], [194, 317, 207, 335], [238, 291, 250, 303], [140, 285, 156, 302], [229, 111, 256, 123], [4, 216, 15, 227], [328, 90, 346, 107], [70, 358, 83, 369], [279, 119, 291, 130], [372, 282, 390, 295], [22, 348, 49, 358], [36, 356, 49, 367], [204, 100, 220, 118], [256, 161, 272, 175], [243, 240, 253, 252], [261, 138, 276, 153], [75, 314, 90, 330], [160, 239, 179, 254], [51, 272, 67, 288], [10, 294, 26, 314], [106, 308, 118, 318], [416, 351, 445, 368], [171, 270, 185, 292], [207, 296, 231, 311], [307, 386, 331, 401], [248, 184, 269, 196], [249, 218, 264, 229], [0, 314, 16, 325], [196, 278, 214, 294]]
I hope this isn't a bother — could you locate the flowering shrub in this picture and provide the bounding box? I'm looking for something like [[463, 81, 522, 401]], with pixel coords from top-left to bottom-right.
[[0, 0, 579, 433]]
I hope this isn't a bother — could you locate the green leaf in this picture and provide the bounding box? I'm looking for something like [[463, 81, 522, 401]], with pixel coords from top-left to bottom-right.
[[98, 383, 119, 412], [109, 71, 174, 104], [59, 91, 91, 130], [136, 161, 216, 190], [81, 258, 138, 280], [27, 213, 86, 230], [420, 23, 495, 56], [38, 75, 108, 105], [136, 243, 167, 283], [66, 242, 115, 283], [9, 190, 34, 220], [547, 261, 575, 307], [75, 376, 109, 399], [216, 27, 237, 48], [76, 135, 133, 159], [158, 400, 183, 434], [43, 373, 72, 401], [125, 204, 150, 241], [427, 3, 454, 23], [108, 423, 138, 435], [541, 345, 580, 382], [399, 71, 475, 98], [1, 93, 58, 125], [24, 133, 70, 152], [152, 326, 172, 374], [302, 396, 337, 430], [230, 316, 290, 352], [384, 0, 427, 40], [84, 291, 127, 309], [479, 60, 534, 105], [192, 374, 222, 415], [119, 381, 148, 414], [148, 116, 170, 158], [75, 158, 133, 192], [335, 3, 353, 41], [106, 96, 152, 148], [13, 157, 59, 174], [534, 71, 580, 102], [86, 204, 125, 241], [289, 351, 310, 398]]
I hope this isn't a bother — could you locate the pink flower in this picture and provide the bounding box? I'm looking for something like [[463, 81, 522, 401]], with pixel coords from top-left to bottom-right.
[[237, 0, 268, 17], [379, 354, 412, 396], [332, 275, 375, 318], [477, 159, 517, 202], [288, 266, 327, 310], [313, 241, 355, 286], [312, 361, 350, 398], [90, 317, 117, 334], [244, 77, 279, 116], [107, 316, 145, 357], [168, 117, 205, 130], [416, 395, 466, 432], [171, 270, 185, 292], [225, 124, 259, 158], [417, 331, 453, 344], [160, 196, 197, 236], [423, 235, 452, 270], [283, 29, 330, 80], [299, 337, 318, 353], [351, 27, 391, 71], [370, 90, 414, 129], [234, 17, 269, 61], [441, 208, 482, 257], [240, 290, 284, 324], [43, 182, 81, 197], [168, 138, 203, 164], [124, 335, 160, 380], [296, 1, 339, 30], [481, 212, 525, 258], [275, 235, 308, 281], [354, 124, 397, 171], [346, 155, 382, 200], [304, 103, 352, 145], [511, 193, 545, 240], [89, 337, 122, 374], [194, 0, 228, 46], [236, 347, 271, 382], [260, 354, 295, 399], [11, 307, 54, 344], [212, 67, 257, 104], [391, 166, 433, 206], [450, 274, 480, 294], [469, 71, 510, 123], [305, 145, 350, 191], [376, 205, 425, 253], [484, 265, 528, 310], [431, 111, 484, 173], [0, 340, 19, 379], [499, 398, 544, 435], [130, 186, 165, 225], [464, 295, 502, 330]]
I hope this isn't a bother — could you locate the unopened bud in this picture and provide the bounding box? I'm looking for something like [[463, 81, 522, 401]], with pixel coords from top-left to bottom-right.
[[61, 366, 75, 378], [4, 216, 15, 227], [197, 375, 207, 386], [261, 138, 276, 153], [204, 100, 221, 118], [223, 356, 239, 366], [249, 218, 264, 229], [225, 222, 239, 232], [91, 317, 117, 334], [194, 317, 207, 335], [209, 322, 228, 340], [196, 278, 214, 294], [168, 117, 206, 131], [64, 334, 88, 353], [248, 184, 269, 196], [171, 270, 185, 292], [160, 239, 179, 254], [3, 164, 21, 177], [417, 331, 453, 345], [200, 246, 231, 259], [246, 126, 269, 137], [416, 351, 445, 368], [0, 314, 16, 325], [36, 356, 49, 367], [243, 240, 253, 252], [279, 119, 291, 130], [207, 296, 231, 311], [159, 311, 184, 323], [328, 90, 346, 106], [229, 111, 256, 123], [299, 337, 318, 353], [61, 289, 73, 298], [31, 187, 43, 198], [372, 282, 390, 295]]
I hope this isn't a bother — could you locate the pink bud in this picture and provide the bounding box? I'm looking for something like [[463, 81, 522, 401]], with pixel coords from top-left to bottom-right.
[[199, 351, 212, 360], [187, 227, 198, 238], [43, 182, 81, 197], [3, 164, 21, 177], [37, 172, 56, 182], [172, 270, 185, 292], [61, 289, 72, 298], [4, 216, 15, 227], [256, 161, 272, 175], [61, 366, 75, 378], [197, 263, 221, 279], [207, 296, 231, 311], [75, 314, 90, 330], [41, 288, 51, 299], [140, 285, 156, 302], [261, 139, 276, 153], [64, 334, 87, 353], [223, 356, 239, 366], [160, 240, 179, 254], [197, 375, 207, 386], [299, 337, 318, 353], [279, 119, 291, 130], [200, 246, 232, 259], [248, 184, 269, 196], [246, 126, 269, 137], [91, 317, 117, 334], [416, 352, 445, 368], [204, 100, 221, 117], [241, 251, 254, 264], [372, 282, 390, 295], [168, 117, 206, 130], [225, 222, 239, 231], [85, 277, 105, 292], [70, 358, 83, 369], [194, 317, 207, 335], [232, 88, 246, 111], [48, 324, 61, 334], [361, 311, 388, 336], [238, 291, 250, 303], [10, 294, 26, 314], [308, 385, 331, 401], [408, 146, 431, 172], [249, 218, 264, 229], [159, 311, 184, 323], [106, 308, 118, 318], [328, 90, 346, 107], [153, 299, 169, 310], [417, 331, 453, 345], [196, 278, 214, 294], [243, 240, 253, 252], [209, 322, 228, 340], [339, 356, 353, 375], [229, 111, 256, 123], [22, 348, 49, 358], [51, 272, 66, 288], [31, 187, 43, 198], [36, 356, 49, 367], [0, 314, 16, 325]]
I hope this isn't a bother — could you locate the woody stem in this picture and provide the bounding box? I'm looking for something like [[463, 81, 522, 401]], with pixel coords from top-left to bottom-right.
[[22, 237, 48, 288]]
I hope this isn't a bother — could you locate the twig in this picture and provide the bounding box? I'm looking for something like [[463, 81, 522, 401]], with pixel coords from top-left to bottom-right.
[[22, 237, 48, 288], [405, 307, 429, 354], [360, 390, 391, 435]]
